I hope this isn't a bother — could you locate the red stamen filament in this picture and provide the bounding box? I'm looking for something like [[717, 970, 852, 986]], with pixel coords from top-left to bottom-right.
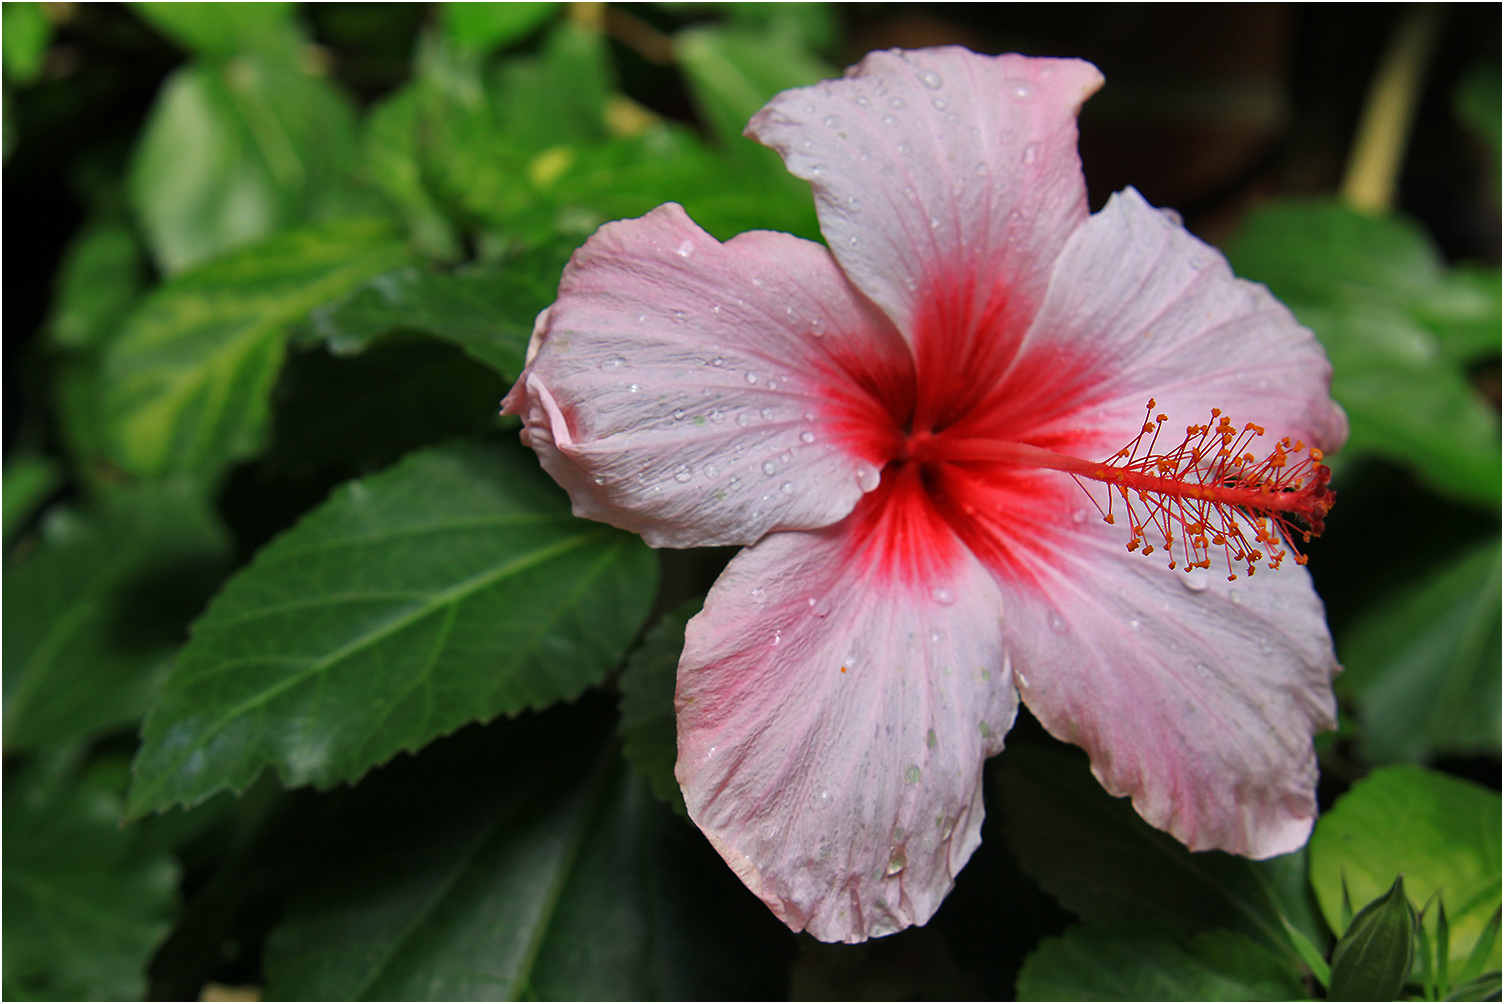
[[911, 400, 1335, 580]]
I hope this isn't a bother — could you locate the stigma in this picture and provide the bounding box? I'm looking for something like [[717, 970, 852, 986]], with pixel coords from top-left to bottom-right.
[[898, 399, 1335, 580]]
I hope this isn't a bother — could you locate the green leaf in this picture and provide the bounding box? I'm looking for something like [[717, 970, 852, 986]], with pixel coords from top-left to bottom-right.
[[131, 1, 299, 59], [3, 751, 180, 1001], [2, 452, 61, 545], [262, 709, 789, 1000], [442, 1, 558, 52], [1329, 876, 1416, 1002], [1016, 924, 1306, 1002], [1338, 541, 1502, 763], [490, 20, 612, 151], [128, 55, 363, 274], [994, 744, 1328, 969], [1447, 971, 1504, 1001], [618, 600, 703, 817], [308, 241, 576, 378], [3, 482, 230, 750], [1226, 201, 1500, 508], [2, 1, 51, 85], [1308, 765, 1502, 974], [47, 216, 149, 350], [127, 441, 658, 815], [675, 22, 831, 155], [1455, 62, 1501, 159], [360, 84, 462, 260], [100, 219, 413, 480]]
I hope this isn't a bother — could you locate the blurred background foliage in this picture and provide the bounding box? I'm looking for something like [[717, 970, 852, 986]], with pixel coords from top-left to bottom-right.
[[3, 3, 1498, 1000]]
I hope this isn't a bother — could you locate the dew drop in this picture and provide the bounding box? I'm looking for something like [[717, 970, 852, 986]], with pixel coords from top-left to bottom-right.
[[1228, 589, 1243, 605], [745, 371, 759, 384], [1181, 568, 1210, 592], [809, 317, 827, 336], [929, 215, 942, 230], [1047, 611, 1069, 634], [1016, 670, 1030, 688], [822, 113, 842, 128], [807, 595, 833, 617], [780, 481, 795, 495], [973, 161, 989, 177], [846, 195, 862, 212], [855, 464, 882, 491], [1022, 142, 1039, 164], [762, 460, 777, 475], [918, 69, 943, 89], [761, 408, 775, 421], [778, 450, 792, 462], [1071, 507, 1090, 524], [711, 356, 725, 367], [626, 383, 640, 393], [1128, 618, 1143, 631], [928, 627, 945, 644], [886, 846, 908, 875], [709, 409, 725, 424], [673, 465, 693, 483], [881, 114, 899, 128], [932, 586, 956, 606], [931, 96, 948, 111], [735, 413, 751, 428], [599, 356, 626, 371], [855, 95, 870, 107], [670, 310, 688, 323], [704, 464, 720, 478], [1007, 78, 1036, 101], [672, 408, 685, 421], [847, 235, 860, 249], [889, 96, 907, 109], [675, 239, 694, 257], [800, 431, 815, 444], [750, 586, 767, 605], [592, 475, 607, 486]]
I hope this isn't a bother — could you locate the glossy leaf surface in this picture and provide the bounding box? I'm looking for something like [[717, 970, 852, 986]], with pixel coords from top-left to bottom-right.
[[128, 441, 657, 814]]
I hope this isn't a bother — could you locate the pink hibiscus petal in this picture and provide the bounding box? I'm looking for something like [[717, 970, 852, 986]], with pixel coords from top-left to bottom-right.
[[998, 516, 1337, 858], [676, 472, 1018, 942], [503, 203, 913, 548], [748, 49, 1102, 392], [989, 187, 1348, 458]]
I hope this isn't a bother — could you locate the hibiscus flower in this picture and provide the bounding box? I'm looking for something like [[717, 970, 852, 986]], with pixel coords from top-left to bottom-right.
[[503, 47, 1347, 943]]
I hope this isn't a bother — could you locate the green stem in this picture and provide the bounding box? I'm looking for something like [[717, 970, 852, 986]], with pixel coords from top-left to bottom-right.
[[1341, 4, 1443, 213]]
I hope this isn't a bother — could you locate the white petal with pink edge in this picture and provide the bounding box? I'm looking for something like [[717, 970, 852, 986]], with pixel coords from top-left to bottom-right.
[[1009, 187, 1349, 458], [503, 203, 910, 549], [675, 519, 1018, 942], [995, 517, 1338, 859], [747, 48, 1102, 342]]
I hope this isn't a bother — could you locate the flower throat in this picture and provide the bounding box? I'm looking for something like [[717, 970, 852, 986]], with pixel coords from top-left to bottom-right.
[[904, 399, 1335, 581]]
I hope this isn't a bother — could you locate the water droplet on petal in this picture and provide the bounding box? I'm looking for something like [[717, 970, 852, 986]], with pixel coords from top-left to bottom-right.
[[809, 317, 827, 336], [918, 69, 943, 89], [599, 356, 626, 371], [762, 460, 777, 475], [704, 464, 719, 478], [750, 586, 767, 605], [780, 481, 795, 495], [735, 413, 751, 428], [1015, 670, 1030, 688], [626, 383, 640, 393], [675, 239, 694, 257], [887, 846, 908, 874], [672, 408, 685, 421], [673, 465, 693, 483], [1228, 589, 1243, 605], [973, 161, 989, 177], [931, 96, 948, 110], [711, 356, 725, 367], [761, 408, 775, 421], [932, 586, 955, 606], [1128, 618, 1142, 630], [847, 235, 860, 249], [745, 371, 759, 384], [1182, 568, 1210, 592], [881, 114, 899, 128], [800, 431, 815, 444], [822, 113, 842, 128], [807, 595, 833, 618], [1022, 142, 1039, 164], [1008, 78, 1036, 101], [846, 195, 862, 212], [709, 409, 725, 424], [592, 475, 607, 486], [1047, 611, 1069, 634], [855, 464, 882, 491]]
